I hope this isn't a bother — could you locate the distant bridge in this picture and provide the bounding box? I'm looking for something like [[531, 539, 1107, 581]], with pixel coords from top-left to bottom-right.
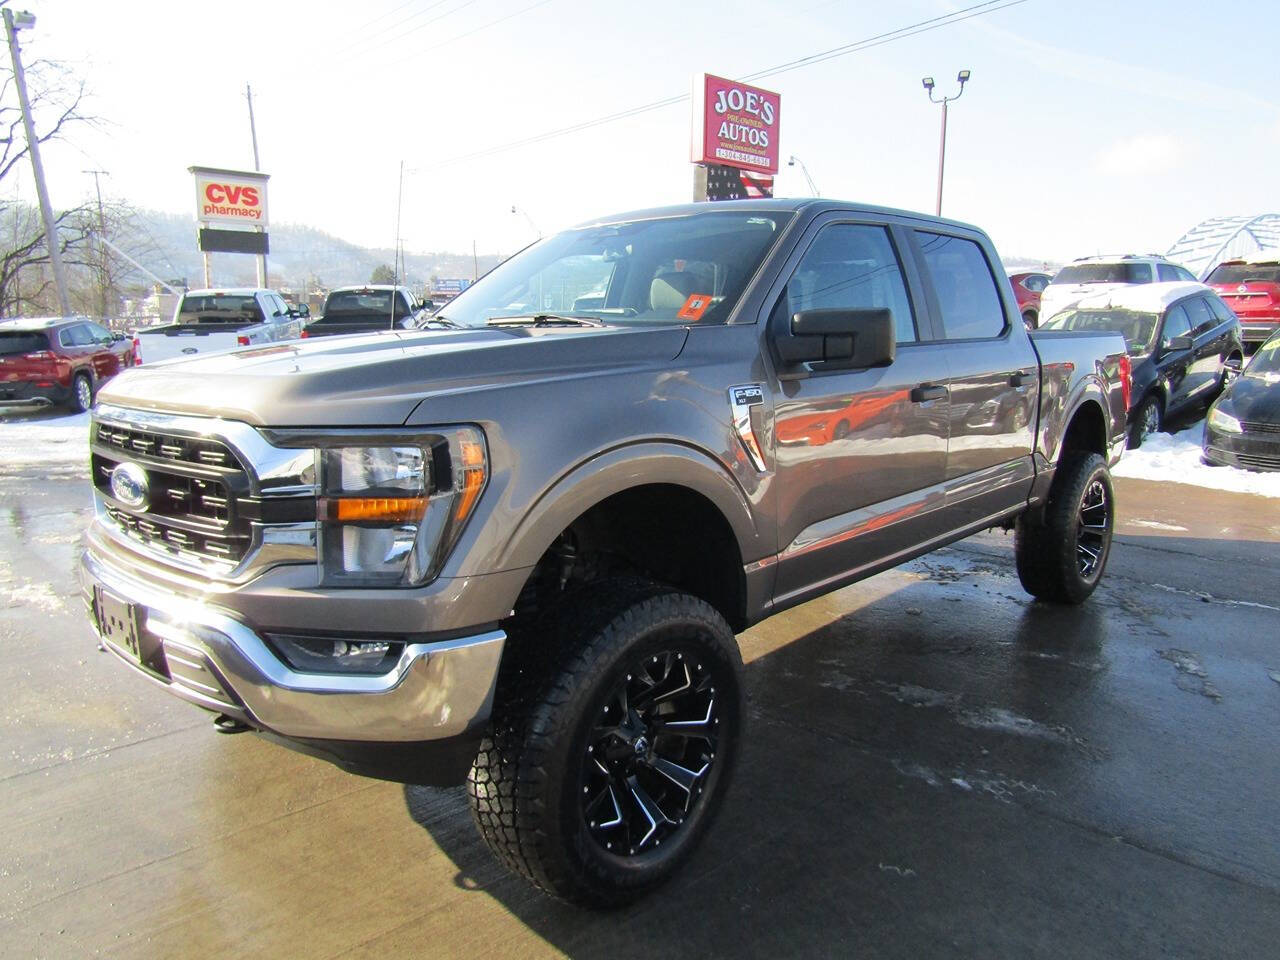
[[1167, 214, 1280, 279]]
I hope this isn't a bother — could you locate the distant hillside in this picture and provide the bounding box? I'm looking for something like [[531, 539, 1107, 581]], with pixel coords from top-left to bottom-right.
[[120, 210, 502, 291]]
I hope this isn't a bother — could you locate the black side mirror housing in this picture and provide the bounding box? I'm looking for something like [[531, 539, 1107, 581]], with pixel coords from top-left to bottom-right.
[[1164, 335, 1193, 353], [776, 308, 896, 371]]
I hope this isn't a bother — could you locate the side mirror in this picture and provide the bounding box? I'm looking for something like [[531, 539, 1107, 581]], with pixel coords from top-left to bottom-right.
[[775, 308, 896, 370], [111, 333, 127, 342], [1164, 335, 1193, 353]]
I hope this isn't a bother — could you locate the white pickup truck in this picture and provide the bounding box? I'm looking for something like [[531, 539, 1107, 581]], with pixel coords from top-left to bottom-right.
[[134, 288, 306, 364]]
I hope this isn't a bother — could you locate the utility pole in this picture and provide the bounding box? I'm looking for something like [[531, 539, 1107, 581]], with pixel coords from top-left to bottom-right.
[[4, 8, 72, 316], [245, 82, 267, 287], [84, 169, 109, 319], [393, 160, 404, 285]]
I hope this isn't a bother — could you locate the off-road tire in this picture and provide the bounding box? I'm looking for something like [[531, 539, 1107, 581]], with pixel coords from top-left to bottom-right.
[[468, 578, 743, 907], [1015, 452, 1114, 604], [1128, 393, 1161, 449], [70, 372, 93, 413]]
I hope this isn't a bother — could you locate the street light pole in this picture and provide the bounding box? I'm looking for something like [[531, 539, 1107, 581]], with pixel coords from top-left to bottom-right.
[[4, 7, 73, 316], [787, 155, 820, 197], [922, 70, 970, 217]]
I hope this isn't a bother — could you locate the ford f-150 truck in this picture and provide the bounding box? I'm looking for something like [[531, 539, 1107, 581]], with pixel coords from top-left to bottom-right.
[[82, 200, 1130, 906], [135, 288, 305, 364]]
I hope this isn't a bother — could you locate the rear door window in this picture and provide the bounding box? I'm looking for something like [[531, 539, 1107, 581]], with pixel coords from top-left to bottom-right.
[[61, 324, 95, 347], [1157, 263, 1181, 282], [0, 332, 49, 355], [1183, 297, 1215, 335], [916, 232, 1006, 340], [781, 223, 918, 343]]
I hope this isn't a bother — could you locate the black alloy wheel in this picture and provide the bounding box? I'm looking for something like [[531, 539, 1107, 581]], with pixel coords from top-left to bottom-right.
[[1075, 475, 1109, 579], [1014, 452, 1115, 604], [581, 649, 721, 857], [468, 579, 743, 906]]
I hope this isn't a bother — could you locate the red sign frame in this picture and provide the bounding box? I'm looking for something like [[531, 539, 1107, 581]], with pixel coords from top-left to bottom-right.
[[690, 73, 781, 175]]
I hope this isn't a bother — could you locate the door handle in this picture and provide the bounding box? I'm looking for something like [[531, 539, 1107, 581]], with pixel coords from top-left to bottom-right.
[[910, 384, 947, 402], [1009, 371, 1033, 388]]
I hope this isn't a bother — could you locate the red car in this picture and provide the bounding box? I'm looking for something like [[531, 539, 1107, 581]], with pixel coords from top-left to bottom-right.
[[1205, 257, 1280, 351], [0, 317, 137, 413], [1008, 271, 1052, 329]]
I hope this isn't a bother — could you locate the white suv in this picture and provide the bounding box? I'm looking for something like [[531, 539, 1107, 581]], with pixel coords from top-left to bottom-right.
[[1040, 255, 1198, 325]]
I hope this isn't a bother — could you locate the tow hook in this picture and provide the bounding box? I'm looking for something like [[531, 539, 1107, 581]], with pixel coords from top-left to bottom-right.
[[213, 714, 252, 734]]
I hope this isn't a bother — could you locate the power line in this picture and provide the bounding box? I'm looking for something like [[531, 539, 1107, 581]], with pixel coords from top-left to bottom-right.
[[425, 0, 1028, 170], [339, 0, 481, 65]]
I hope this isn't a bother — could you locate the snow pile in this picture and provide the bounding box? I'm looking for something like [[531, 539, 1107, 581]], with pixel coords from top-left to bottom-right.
[[1113, 426, 1280, 498], [0, 411, 91, 467]]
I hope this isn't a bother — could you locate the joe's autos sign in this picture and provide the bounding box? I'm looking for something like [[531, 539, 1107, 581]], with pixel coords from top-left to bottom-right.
[[690, 74, 781, 175], [189, 166, 270, 227]]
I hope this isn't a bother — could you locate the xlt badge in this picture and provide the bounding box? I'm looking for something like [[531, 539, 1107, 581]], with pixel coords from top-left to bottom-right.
[[728, 384, 767, 472]]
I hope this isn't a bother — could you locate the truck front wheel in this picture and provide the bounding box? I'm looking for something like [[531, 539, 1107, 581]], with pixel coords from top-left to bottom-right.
[[1014, 452, 1115, 604], [468, 579, 743, 906]]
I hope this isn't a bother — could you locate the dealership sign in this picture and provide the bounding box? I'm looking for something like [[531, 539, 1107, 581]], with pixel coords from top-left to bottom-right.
[[690, 74, 781, 175], [189, 166, 270, 227]]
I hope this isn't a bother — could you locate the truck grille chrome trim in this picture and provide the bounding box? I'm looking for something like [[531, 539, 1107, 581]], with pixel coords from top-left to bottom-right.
[[90, 404, 319, 582]]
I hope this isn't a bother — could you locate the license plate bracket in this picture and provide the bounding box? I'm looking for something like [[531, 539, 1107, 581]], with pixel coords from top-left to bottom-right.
[[94, 587, 141, 661]]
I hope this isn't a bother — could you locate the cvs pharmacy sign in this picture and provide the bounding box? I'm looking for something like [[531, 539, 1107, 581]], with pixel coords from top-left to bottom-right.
[[189, 166, 270, 227]]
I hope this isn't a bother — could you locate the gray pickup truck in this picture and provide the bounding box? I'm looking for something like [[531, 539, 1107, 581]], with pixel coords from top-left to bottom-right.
[[82, 200, 1130, 905]]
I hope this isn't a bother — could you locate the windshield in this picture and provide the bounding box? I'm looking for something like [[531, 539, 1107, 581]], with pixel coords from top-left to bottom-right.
[[0, 331, 50, 356], [1039, 307, 1161, 355], [438, 211, 793, 328], [323, 290, 406, 319], [1053, 263, 1152, 285], [1244, 334, 1280, 376], [1206, 263, 1280, 285]]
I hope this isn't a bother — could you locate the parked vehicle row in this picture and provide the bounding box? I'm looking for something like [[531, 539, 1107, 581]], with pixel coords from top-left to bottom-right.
[[0, 317, 137, 412], [1038, 283, 1243, 448]]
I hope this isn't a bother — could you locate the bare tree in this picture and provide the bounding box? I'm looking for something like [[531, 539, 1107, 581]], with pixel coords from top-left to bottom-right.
[[0, 58, 95, 315]]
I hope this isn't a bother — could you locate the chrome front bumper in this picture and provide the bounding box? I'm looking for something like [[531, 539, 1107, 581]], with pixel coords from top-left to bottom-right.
[[80, 548, 505, 744]]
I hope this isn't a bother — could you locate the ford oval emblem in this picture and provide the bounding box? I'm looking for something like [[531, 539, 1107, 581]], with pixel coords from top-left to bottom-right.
[[1238, 284, 1247, 293], [110, 462, 150, 511], [181, 347, 199, 355]]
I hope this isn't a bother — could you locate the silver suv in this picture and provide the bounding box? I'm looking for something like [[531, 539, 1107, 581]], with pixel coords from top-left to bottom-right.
[[1040, 254, 1197, 324]]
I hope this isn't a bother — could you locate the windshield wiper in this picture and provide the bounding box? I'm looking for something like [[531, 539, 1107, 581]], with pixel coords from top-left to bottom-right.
[[486, 314, 603, 328], [414, 314, 462, 329]]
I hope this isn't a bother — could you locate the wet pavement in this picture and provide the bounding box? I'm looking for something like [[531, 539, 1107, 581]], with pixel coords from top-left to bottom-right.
[[2, 459, 1278, 958]]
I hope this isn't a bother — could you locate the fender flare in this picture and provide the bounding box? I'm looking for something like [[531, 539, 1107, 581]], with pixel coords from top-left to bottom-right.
[[494, 440, 764, 574]]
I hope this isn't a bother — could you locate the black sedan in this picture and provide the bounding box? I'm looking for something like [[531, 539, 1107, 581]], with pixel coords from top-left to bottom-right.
[[1203, 327, 1280, 471], [1038, 282, 1243, 448]]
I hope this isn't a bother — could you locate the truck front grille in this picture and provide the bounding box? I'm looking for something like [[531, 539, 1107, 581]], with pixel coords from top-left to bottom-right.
[[92, 424, 253, 568]]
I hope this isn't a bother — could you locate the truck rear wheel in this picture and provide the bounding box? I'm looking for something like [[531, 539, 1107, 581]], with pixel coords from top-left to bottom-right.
[[468, 578, 743, 906], [1015, 452, 1114, 604]]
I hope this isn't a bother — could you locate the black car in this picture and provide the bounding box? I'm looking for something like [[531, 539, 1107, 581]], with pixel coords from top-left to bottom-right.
[[1038, 282, 1243, 448], [1202, 326, 1280, 471]]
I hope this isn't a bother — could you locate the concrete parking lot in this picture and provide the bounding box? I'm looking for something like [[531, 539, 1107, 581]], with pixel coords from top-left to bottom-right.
[[2, 445, 1278, 958]]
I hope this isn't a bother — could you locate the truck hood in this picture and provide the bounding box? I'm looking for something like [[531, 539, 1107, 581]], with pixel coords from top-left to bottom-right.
[[97, 324, 689, 426]]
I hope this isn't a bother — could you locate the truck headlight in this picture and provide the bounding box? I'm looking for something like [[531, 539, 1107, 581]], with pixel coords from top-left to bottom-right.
[[1207, 407, 1242, 434], [315, 428, 488, 586]]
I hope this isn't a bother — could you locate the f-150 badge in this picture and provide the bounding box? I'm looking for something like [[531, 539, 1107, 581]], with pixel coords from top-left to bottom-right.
[[728, 384, 767, 471]]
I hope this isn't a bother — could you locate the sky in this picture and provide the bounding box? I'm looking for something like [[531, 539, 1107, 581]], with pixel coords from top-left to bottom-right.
[[6, 0, 1280, 267]]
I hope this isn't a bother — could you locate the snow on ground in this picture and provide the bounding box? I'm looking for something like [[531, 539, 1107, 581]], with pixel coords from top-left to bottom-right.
[[1113, 425, 1280, 498], [0, 411, 91, 466]]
